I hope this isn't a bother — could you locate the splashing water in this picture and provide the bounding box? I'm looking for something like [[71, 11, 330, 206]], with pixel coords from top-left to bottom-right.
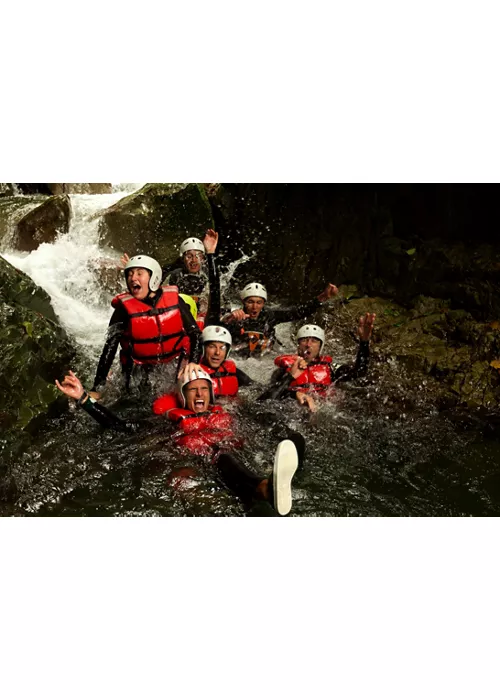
[[2, 189, 137, 359], [2, 185, 500, 516]]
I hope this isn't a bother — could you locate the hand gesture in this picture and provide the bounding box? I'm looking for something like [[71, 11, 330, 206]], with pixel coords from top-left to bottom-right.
[[290, 356, 307, 379], [178, 362, 204, 380], [358, 313, 376, 342], [203, 229, 218, 255], [55, 370, 85, 400], [296, 391, 317, 413], [225, 309, 249, 323], [317, 283, 339, 303], [120, 252, 130, 268]]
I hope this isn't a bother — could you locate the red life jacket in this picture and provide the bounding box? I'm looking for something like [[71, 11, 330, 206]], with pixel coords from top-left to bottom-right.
[[112, 286, 190, 366], [275, 355, 333, 394], [201, 359, 239, 397], [151, 394, 241, 456]]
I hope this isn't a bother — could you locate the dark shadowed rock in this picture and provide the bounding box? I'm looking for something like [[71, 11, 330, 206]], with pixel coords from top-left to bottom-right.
[[0, 258, 75, 448], [15, 195, 71, 251], [0, 183, 16, 196], [0, 195, 72, 251]]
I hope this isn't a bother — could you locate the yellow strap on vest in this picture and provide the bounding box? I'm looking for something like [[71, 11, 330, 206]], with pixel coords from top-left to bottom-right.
[[179, 294, 198, 320]]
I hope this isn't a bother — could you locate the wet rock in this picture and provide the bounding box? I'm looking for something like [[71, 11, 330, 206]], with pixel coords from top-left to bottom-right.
[[88, 256, 124, 300], [330, 292, 500, 408], [0, 183, 16, 196], [98, 183, 214, 265], [210, 184, 500, 321], [0, 195, 71, 251], [0, 254, 56, 320], [48, 183, 112, 195], [0, 257, 75, 468]]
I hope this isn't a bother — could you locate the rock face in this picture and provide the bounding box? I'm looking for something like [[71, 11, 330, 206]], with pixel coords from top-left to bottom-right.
[[98, 183, 214, 265], [47, 184, 112, 195], [0, 183, 17, 196], [323, 290, 500, 409], [0, 195, 71, 251], [0, 256, 75, 443], [208, 184, 500, 321]]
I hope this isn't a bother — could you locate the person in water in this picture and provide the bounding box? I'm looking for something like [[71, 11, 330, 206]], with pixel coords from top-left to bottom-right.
[[220, 281, 339, 357], [56, 368, 304, 516], [198, 325, 253, 399], [90, 254, 203, 399], [121, 229, 218, 327], [259, 313, 376, 412]]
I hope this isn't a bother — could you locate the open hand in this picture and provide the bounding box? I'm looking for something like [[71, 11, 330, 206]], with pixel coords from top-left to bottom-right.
[[55, 370, 85, 400], [317, 283, 339, 303], [203, 229, 218, 255], [177, 362, 204, 380], [120, 252, 130, 268], [296, 391, 317, 413], [358, 312, 376, 342]]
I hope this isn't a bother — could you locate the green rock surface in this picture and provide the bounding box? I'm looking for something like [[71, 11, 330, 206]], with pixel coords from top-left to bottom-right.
[[98, 183, 214, 265], [0, 195, 71, 251], [0, 257, 75, 463]]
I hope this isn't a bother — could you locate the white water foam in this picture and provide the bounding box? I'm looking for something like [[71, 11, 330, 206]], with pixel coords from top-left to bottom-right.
[[2, 188, 140, 356]]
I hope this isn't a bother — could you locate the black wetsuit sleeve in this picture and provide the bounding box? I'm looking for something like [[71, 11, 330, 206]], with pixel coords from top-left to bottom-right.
[[179, 297, 203, 363], [257, 368, 292, 400], [268, 298, 322, 325], [81, 398, 142, 433], [205, 253, 221, 325], [162, 261, 180, 284], [331, 341, 370, 382], [236, 367, 253, 386], [91, 307, 127, 392]]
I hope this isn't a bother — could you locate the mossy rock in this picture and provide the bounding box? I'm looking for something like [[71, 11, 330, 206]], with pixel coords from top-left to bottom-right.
[[0, 195, 71, 251], [98, 183, 214, 265], [0, 255, 56, 321], [0, 299, 75, 435]]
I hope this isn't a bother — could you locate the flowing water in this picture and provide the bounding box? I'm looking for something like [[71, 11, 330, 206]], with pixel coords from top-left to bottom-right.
[[2, 187, 500, 517]]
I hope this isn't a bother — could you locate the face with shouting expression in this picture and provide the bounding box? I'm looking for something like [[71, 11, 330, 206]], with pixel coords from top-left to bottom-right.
[[184, 379, 212, 413]]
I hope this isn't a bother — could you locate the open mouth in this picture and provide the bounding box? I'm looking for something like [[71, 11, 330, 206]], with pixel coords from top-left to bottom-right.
[[194, 399, 205, 410], [130, 283, 142, 293]]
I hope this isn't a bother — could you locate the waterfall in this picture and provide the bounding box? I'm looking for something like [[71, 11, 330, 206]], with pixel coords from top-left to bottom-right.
[[2, 186, 144, 362]]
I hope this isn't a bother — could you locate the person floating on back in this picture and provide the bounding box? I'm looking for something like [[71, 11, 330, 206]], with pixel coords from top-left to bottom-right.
[[56, 368, 304, 516]]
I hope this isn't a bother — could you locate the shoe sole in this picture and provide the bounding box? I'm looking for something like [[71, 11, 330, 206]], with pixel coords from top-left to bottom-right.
[[273, 439, 299, 516]]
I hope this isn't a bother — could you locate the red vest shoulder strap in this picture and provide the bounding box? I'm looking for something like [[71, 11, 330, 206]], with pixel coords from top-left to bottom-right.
[[111, 292, 133, 308]]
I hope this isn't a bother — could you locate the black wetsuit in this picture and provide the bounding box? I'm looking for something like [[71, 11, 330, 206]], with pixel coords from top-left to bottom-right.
[[91, 291, 203, 393], [223, 298, 324, 357], [258, 340, 370, 401]]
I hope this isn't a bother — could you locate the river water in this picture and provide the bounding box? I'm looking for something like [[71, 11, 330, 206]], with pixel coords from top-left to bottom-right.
[[2, 186, 500, 516]]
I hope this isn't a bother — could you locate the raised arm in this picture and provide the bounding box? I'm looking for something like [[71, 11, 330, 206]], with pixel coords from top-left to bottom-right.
[[91, 307, 127, 396], [331, 313, 376, 382]]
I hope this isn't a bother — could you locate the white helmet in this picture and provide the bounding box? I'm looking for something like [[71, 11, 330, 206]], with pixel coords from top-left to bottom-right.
[[202, 325, 232, 358], [297, 324, 325, 352], [180, 238, 205, 256], [177, 368, 215, 408], [240, 282, 268, 301], [125, 255, 163, 292]]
